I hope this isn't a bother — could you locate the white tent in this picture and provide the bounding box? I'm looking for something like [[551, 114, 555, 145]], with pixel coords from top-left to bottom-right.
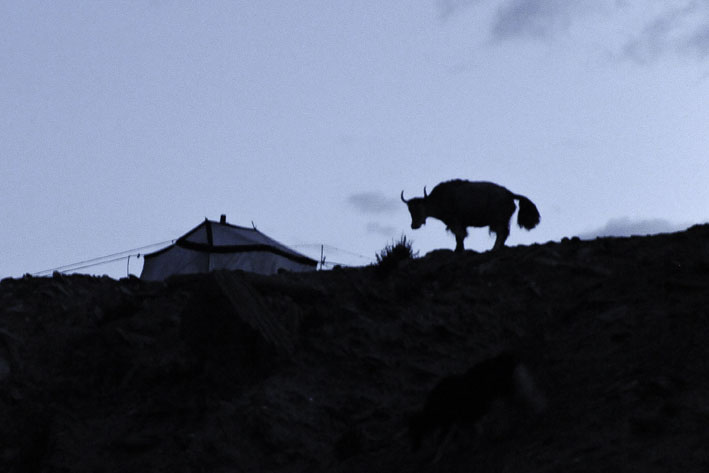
[[140, 216, 317, 280]]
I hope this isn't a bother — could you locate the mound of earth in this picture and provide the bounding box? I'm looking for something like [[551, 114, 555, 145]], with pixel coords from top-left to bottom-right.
[[1, 224, 709, 472]]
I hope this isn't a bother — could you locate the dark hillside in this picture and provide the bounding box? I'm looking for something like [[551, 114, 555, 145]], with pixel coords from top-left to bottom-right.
[[2, 224, 709, 472]]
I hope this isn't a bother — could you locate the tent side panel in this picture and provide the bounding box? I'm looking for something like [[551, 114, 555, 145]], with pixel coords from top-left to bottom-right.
[[140, 246, 209, 281]]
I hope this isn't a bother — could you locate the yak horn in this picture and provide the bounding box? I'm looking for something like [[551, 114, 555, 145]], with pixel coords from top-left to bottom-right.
[[400, 190, 409, 203], [423, 186, 428, 198]]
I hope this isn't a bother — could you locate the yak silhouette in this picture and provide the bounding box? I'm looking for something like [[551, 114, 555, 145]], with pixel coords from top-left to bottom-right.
[[401, 179, 540, 252]]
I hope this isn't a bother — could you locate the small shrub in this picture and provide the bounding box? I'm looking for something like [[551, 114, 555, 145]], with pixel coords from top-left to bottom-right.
[[375, 235, 418, 274]]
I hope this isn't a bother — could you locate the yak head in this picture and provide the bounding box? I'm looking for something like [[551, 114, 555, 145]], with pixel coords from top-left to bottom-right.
[[401, 187, 428, 229]]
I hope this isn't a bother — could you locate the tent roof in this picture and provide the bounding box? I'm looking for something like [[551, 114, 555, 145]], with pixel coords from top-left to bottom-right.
[[144, 218, 317, 268]]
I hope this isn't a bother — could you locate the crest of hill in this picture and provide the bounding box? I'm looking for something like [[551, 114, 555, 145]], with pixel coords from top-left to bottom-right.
[[1, 224, 709, 472]]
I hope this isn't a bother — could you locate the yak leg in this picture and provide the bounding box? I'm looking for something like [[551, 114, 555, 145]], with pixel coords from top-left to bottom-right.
[[491, 199, 516, 251], [455, 234, 466, 252], [491, 223, 510, 251], [451, 226, 467, 252]]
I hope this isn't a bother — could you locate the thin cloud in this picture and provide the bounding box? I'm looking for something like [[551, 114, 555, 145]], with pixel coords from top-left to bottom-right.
[[577, 217, 690, 239], [437, 0, 482, 20], [621, 2, 709, 63], [684, 23, 709, 58], [491, 0, 577, 41], [621, 3, 694, 63], [366, 222, 398, 237], [437, 0, 709, 64], [347, 192, 400, 215]]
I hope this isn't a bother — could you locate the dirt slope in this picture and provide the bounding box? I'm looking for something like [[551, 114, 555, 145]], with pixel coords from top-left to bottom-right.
[[2, 225, 709, 472]]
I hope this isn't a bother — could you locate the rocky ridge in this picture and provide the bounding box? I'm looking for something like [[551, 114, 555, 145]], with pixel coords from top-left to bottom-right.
[[1, 224, 709, 472]]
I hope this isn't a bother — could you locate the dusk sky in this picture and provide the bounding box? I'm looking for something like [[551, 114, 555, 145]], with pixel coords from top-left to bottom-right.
[[2, 1, 708, 279]]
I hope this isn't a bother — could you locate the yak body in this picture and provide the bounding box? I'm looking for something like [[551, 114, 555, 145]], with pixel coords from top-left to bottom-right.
[[401, 179, 540, 252], [408, 352, 545, 453]]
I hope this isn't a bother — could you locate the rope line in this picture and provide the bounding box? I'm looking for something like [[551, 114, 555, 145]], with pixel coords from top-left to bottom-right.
[[290, 243, 373, 261], [43, 254, 137, 274], [32, 241, 371, 276], [32, 240, 174, 276]]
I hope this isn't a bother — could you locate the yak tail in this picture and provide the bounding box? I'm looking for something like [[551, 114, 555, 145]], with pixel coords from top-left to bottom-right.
[[513, 194, 540, 230]]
